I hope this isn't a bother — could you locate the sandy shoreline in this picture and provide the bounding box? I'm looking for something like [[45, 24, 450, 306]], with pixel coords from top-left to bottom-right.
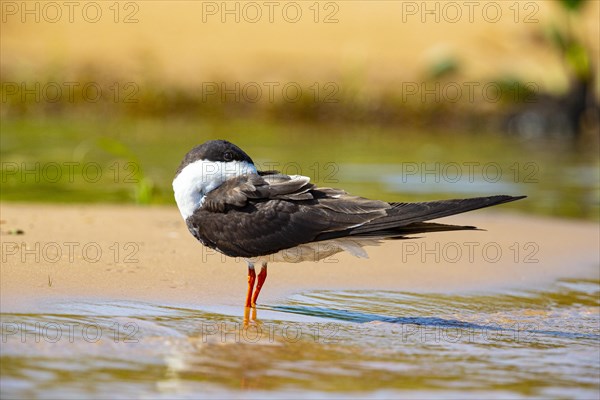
[[1, 203, 598, 313]]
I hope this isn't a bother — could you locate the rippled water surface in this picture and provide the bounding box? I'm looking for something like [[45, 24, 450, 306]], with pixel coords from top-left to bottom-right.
[[1, 279, 599, 399]]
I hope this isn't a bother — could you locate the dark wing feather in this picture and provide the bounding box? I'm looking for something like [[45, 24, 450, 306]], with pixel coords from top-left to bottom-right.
[[189, 173, 525, 258], [202, 174, 316, 212], [341, 222, 479, 240], [189, 174, 389, 257], [343, 195, 525, 236], [315, 195, 524, 241]]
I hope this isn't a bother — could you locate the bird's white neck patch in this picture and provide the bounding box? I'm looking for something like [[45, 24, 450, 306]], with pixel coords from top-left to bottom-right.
[[173, 159, 257, 220]]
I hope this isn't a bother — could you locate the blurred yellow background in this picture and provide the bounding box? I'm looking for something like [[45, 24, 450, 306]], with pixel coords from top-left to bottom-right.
[[2, 0, 598, 92]]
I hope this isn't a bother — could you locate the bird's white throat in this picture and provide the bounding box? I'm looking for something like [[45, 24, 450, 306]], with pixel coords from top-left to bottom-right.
[[173, 159, 257, 220]]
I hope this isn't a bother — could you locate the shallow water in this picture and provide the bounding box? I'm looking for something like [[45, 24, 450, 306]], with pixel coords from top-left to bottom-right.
[[1, 279, 599, 399]]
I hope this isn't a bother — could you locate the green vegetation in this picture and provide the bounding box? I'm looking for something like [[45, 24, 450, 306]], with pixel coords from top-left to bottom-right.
[[1, 116, 598, 220]]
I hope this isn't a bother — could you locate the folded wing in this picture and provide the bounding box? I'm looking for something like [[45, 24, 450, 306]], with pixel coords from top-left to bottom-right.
[[190, 173, 525, 258]]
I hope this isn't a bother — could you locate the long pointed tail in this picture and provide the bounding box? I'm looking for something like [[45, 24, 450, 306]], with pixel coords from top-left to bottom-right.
[[334, 195, 526, 239]]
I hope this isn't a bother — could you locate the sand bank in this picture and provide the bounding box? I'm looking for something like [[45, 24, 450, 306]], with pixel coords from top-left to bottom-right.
[[1, 203, 598, 313]]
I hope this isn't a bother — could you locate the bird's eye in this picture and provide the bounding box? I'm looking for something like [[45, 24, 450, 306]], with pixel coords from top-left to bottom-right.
[[223, 151, 234, 161]]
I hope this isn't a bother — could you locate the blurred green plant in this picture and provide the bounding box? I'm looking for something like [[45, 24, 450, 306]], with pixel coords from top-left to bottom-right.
[[96, 137, 155, 204], [501, 0, 597, 139], [550, 0, 592, 81], [427, 57, 460, 80], [558, 0, 586, 11]]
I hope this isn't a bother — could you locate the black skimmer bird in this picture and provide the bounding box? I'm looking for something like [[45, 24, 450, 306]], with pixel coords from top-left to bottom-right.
[[173, 140, 525, 308]]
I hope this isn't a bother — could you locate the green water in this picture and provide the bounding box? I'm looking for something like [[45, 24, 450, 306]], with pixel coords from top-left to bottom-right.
[[1, 116, 598, 220], [1, 279, 599, 399]]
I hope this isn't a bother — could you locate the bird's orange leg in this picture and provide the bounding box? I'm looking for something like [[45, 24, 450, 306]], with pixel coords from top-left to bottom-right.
[[251, 262, 268, 307], [243, 305, 258, 325], [245, 264, 256, 308]]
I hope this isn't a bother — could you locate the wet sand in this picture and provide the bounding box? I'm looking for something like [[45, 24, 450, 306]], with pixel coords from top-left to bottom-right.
[[1, 202, 598, 313]]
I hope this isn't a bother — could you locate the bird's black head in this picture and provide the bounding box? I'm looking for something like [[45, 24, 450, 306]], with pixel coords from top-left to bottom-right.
[[175, 140, 255, 176]]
